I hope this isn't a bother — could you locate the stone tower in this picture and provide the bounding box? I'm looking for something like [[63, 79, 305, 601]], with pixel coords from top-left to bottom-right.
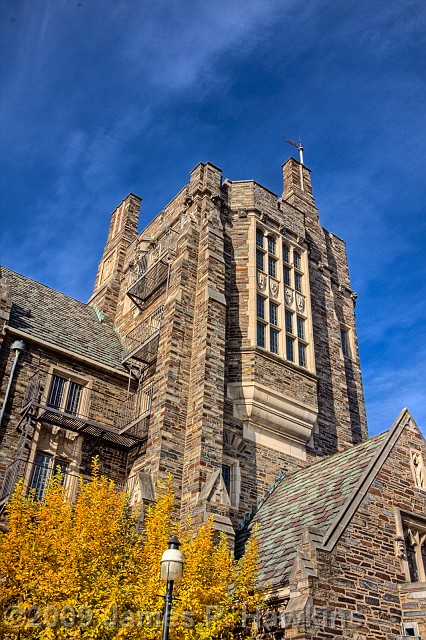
[[88, 158, 367, 535]]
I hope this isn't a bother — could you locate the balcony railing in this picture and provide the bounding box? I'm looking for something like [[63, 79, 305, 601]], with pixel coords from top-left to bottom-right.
[[122, 306, 163, 365], [126, 228, 178, 306], [21, 372, 153, 450]]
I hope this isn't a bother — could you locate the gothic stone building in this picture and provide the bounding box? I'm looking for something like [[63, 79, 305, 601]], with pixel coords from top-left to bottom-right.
[[0, 158, 425, 639]]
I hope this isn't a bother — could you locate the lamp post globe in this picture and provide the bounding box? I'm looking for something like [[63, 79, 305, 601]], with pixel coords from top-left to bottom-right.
[[160, 536, 183, 640]]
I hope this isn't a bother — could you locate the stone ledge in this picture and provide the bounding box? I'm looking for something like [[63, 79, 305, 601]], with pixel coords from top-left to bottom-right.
[[227, 381, 318, 451]]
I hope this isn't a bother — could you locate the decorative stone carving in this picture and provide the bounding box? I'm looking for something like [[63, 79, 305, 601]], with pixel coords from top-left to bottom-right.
[[296, 293, 305, 312], [198, 469, 231, 507], [412, 451, 425, 489], [285, 287, 293, 305], [257, 272, 267, 290], [237, 208, 248, 218], [395, 536, 406, 559], [269, 280, 279, 298]]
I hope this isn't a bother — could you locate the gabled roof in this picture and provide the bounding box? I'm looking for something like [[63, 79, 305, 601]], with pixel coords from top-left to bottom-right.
[[238, 428, 396, 589], [0, 266, 125, 372]]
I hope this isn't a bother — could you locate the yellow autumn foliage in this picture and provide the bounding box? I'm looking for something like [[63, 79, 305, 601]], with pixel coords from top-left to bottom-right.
[[0, 466, 261, 639]]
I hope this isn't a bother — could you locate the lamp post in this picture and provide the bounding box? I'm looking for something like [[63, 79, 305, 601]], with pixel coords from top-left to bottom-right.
[[160, 535, 184, 640]]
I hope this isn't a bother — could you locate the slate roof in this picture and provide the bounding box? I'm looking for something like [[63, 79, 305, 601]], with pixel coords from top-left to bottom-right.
[[238, 431, 390, 589], [0, 266, 125, 372]]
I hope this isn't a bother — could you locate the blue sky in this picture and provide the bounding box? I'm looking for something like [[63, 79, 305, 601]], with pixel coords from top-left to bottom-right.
[[1, 0, 425, 436]]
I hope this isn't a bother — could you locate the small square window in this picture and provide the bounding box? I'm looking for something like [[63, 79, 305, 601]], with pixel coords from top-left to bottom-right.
[[268, 236, 276, 255], [257, 295, 265, 319], [295, 272, 303, 293], [286, 336, 294, 362], [268, 256, 277, 279], [341, 328, 351, 358], [298, 342, 307, 368], [297, 316, 305, 340], [256, 249, 265, 271], [257, 322, 266, 348], [293, 251, 301, 270], [270, 328, 279, 354], [256, 228, 264, 248], [285, 310, 293, 334], [270, 302, 279, 326], [283, 244, 290, 263], [284, 266, 291, 287]]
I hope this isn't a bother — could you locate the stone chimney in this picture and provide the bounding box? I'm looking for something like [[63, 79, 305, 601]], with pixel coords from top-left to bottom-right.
[[88, 193, 141, 324]]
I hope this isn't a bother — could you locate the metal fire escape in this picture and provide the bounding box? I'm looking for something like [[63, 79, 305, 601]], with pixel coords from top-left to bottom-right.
[[0, 228, 178, 510], [122, 227, 178, 372], [0, 371, 153, 509]]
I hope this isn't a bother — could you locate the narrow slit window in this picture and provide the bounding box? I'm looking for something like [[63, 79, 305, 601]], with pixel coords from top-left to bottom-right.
[[298, 343, 307, 368], [270, 302, 279, 326], [285, 310, 293, 334], [268, 256, 277, 279], [283, 244, 290, 264], [284, 266, 291, 287], [257, 295, 265, 319], [295, 272, 303, 293], [257, 322, 266, 348], [222, 464, 231, 494], [256, 228, 264, 248], [297, 316, 305, 340], [286, 336, 294, 362], [341, 328, 351, 358], [268, 236, 276, 255], [256, 249, 265, 271], [270, 328, 279, 354], [293, 251, 301, 270]]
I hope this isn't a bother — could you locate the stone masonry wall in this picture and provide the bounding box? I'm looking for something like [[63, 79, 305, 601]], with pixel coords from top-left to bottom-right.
[[0, 336, 132, 491], [304, 422, 426, 639]]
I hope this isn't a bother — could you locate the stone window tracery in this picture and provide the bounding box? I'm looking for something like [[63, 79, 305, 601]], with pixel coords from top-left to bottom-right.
[[253, 223, 312, 369], [404, 526, 426, 582]]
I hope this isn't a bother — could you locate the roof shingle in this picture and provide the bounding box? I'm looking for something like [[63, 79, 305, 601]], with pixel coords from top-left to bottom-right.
[[238, 431, 389, 588], [1, 266, 124, 372]]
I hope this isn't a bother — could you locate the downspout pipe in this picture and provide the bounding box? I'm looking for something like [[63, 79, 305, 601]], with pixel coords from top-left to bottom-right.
[[0, 340, 26, 428]]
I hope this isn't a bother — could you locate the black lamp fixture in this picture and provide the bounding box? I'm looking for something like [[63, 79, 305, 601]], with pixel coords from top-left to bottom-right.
[[160, 535, 184, 640]]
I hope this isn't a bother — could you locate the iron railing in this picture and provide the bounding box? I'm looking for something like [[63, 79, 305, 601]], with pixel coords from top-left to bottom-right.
[[121, 306, 163, 365], [126, 228, 178, 305], [21, 372, 153, 449]]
